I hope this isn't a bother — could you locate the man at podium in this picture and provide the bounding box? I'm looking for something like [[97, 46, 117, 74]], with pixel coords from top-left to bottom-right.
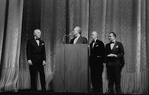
[[69, 26, 88, 44]]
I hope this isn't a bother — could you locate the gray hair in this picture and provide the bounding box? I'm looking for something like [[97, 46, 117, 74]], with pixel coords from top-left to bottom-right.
[[34, 29, 41, 35]]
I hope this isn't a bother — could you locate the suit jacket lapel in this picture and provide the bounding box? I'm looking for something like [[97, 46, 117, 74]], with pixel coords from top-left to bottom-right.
[[108, 43, 111, 51], [38, 40, 42, 48], [32, 38, 42, 52], [112, 42, 117, 50], [93, 39, 98, 48], [32, 38, 39, 47], [90, 41, 93, 49], [37, 40, 43, 52]]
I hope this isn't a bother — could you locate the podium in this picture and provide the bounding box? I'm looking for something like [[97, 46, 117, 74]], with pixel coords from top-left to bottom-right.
[[53, 44, 89, 93]]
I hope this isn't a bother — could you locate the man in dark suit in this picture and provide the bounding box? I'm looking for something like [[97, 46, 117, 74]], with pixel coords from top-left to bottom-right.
[[105, 32, 125, 94], [69, 26, 88, 44], [27, 29, 46, 91], [89, 31, 105, 94]]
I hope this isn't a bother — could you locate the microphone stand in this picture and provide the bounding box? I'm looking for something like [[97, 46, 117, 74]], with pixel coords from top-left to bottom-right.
[[63, 34, 72, 44]]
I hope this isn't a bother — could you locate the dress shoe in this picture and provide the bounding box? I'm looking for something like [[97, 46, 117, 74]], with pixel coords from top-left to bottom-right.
[[41, 88, 46, 92], [30, 88, 37, 92], [105, 90, 114, 94], [116, 90, 121, 94]]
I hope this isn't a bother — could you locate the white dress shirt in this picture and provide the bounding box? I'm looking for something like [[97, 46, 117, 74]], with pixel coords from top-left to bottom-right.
[[73, 35, 80, 44], [35, 37, 40, 46], [110, 40, 116, 50], [92, 38, 97, 48]]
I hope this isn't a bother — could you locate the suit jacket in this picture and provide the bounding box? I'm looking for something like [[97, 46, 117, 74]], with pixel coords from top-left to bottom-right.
[[27, 37, 46, 65], [90, 39, 105, 63], [69, 36, 88, 44], [105, 41, 125, 68]]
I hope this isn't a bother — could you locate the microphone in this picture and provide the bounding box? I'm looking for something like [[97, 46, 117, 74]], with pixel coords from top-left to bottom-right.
[[63, 32, 74, 44], [66, 32, 73, 36]]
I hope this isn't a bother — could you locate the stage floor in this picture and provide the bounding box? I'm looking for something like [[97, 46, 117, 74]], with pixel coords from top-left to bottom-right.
[[0, 90, 135, 95]]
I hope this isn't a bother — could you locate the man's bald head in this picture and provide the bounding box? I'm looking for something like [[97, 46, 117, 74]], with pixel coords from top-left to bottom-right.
[[34, 29, 41, 38], [73, 26, 81, 36], [91, 31, 98, 40]]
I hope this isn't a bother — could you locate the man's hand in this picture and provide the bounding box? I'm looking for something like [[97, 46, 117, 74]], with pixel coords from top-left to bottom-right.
[[107, 54, 117, 57], [43, 60, 46, 65], [28, 60, 32, 65]]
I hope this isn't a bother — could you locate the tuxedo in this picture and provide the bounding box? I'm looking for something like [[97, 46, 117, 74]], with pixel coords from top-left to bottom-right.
[[27, 37, 46, 91], [89, 39, 105, 93], [69, 36, 88, 44], [105, 41, 125, 94]]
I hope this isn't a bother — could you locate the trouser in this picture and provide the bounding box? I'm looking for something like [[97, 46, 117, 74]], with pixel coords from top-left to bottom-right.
[[106, 65, 121, 93], [29, 64, 46, 91], [90, 57, 103, 93]]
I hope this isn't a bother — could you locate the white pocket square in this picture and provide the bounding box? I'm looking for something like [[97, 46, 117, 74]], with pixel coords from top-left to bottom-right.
[[95, 45, 98, 47], [42, 43, 44, 45], [116, 46, 118, 48]]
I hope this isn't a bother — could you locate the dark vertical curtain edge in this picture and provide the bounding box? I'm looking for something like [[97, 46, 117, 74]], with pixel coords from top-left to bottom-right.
[[146, 0, 149, 71], [66, 0, 69, 43], [38, 0, 41, 29], [88, 0, 91, 42]]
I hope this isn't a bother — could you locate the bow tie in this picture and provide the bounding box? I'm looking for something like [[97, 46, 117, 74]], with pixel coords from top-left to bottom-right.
[[73, 36, 77, 39], [110, 41, 114, 44], [92, 40, 96, 43], [35, 38, 40, 40]]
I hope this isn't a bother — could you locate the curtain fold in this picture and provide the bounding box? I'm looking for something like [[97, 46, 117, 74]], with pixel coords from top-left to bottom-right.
[[40, 0, 54, 90], [0, 0, 6, 66], [0, 0, 23, 92]]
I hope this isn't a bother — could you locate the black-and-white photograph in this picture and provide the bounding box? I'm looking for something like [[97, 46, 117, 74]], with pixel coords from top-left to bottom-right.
[[0, 0, 148, 95]]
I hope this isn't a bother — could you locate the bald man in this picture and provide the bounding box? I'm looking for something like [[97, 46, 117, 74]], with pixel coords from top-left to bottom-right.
[[27, 29, 46, 91], [69, 26, 88, 44], [89, 31, 105, 94]]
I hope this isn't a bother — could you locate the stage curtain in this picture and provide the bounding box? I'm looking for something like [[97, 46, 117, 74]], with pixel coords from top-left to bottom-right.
[[89, 0, 149, 94], [0, 0, 148, 94], [21, 0, 148, 94], [0, 0, 23, 92], [50, 0, 148, 94], [19, 0, 41, 90]]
